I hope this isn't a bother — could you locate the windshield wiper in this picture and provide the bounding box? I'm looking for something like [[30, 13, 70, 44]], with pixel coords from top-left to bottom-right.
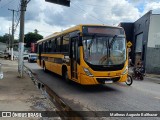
[[87, 35, 96, 56], [109, 35, 117, 48], [107, 35, 117, 58], [88, 34, 96, 50]]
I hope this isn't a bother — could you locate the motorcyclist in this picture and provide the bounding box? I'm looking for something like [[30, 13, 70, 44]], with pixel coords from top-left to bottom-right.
[[133, 59, 145, 80]]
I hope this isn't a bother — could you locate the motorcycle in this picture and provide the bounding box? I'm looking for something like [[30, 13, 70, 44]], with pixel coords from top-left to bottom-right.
[[132, 67, 145, 80]]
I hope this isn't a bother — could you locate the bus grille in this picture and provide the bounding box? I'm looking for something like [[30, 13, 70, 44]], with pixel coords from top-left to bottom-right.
[[96, 77, 120, 84]]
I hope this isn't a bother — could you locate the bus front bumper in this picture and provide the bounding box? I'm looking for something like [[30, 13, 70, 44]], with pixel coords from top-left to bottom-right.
[[80, 73, 127, 85]]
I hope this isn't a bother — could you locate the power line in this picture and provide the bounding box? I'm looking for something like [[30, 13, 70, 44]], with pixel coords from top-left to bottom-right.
[[14, 1, 21, 33], [69, 6, 99, 23], [14, 17, 20, 32], [72, 2, 107, 7], [15, 1, 20, 23], [71, 2, 105, 24], [0, 0, 16, 9]]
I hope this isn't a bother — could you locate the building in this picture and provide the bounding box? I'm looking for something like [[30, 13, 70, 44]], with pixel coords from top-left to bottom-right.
[[119, 11, 160, 74]]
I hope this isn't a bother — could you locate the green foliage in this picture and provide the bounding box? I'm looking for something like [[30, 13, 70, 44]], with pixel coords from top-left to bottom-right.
[[24, 31, 43, 48], [14, 40, 19, 44], [0, 36, 3, 43], [0, 34, 12, 43], [0, 30, 43, 48]]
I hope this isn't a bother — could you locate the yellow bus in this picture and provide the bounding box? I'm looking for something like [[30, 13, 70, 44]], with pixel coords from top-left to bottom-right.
[[37, 24, 128, 85]]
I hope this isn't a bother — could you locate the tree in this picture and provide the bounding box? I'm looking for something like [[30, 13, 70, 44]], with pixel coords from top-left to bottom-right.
[[3, 34, 11, 44], [0, 34, 12, 44], [24, 32, 43, 48], [34, 29, 38, 34], [0, 36, 3, 43]]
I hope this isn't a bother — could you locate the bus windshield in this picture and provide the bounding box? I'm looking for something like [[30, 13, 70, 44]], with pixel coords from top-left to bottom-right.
[[82, 35, 126, 66]]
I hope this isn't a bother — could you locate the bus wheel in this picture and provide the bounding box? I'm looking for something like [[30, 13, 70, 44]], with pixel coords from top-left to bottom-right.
[[63, 70, 70, 83]]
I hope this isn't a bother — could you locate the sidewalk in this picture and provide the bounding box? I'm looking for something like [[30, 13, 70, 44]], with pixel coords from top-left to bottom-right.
[[145, 73, 160, 82], [0, 59, 58, 120], [146, 73, 160, 79]]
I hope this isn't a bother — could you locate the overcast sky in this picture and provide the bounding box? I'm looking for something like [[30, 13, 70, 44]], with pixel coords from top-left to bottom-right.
[[0, 0, 160, 38]]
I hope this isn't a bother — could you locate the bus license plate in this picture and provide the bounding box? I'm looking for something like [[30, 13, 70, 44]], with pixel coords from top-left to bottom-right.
[[105, 80, 113, 83]]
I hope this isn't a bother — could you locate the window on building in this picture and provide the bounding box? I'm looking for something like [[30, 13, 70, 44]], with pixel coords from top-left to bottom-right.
[[135, 33, 143, 53], [138, 24, 141, 29], [145, 20, 148, 26]]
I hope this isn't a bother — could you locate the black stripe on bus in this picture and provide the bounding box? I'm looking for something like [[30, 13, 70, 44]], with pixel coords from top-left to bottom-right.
[[41, 56, 70, 66]]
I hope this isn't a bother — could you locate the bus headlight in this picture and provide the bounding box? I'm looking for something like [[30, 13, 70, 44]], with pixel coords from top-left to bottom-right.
[[83, 68, 93, 77], [122, 66, 128, 75]]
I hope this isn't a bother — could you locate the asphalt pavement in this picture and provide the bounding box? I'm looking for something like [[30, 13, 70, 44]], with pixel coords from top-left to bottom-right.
[[25, 61, 160, 120]]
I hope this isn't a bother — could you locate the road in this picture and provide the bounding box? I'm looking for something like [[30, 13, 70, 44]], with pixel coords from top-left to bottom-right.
[[25, 61, 160, 120]]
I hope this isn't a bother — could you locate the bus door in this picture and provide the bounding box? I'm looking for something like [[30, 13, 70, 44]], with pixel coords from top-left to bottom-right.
[[70, 37, 79, 80]]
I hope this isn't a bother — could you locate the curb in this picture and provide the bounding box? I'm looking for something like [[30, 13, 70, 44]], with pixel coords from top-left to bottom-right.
[[145, 76, 160, 81], [24, 65, 83, 119]]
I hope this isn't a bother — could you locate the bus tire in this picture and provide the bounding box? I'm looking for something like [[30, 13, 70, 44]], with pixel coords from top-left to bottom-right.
[[43, 62, 47, 72], [63, 69, 70, 83]]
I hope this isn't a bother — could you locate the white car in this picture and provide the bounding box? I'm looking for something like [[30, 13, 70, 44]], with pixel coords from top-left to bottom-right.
[[0, 52, 9, 58], [23, 53, 29, 60], [0, 51, 4, 58], [28, 53, 37, 62]]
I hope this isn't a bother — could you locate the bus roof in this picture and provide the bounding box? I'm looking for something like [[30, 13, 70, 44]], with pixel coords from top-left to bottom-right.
[[37, 24, 123, 43]]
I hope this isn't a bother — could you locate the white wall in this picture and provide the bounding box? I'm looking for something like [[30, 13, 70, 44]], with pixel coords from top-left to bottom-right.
[[148, 15, 160, 48], [146, 14, 160, 73]]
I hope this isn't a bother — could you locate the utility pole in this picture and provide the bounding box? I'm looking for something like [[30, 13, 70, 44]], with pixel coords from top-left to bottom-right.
[[8, 27, 11, 53], [8, 9, 18, 60], [18, 0, 28, 77]]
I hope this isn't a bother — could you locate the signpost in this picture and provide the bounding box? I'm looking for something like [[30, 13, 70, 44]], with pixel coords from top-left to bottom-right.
[[127, 41, 132, 48]]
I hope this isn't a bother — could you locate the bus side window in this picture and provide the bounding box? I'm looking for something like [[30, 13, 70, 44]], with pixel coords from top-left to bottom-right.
[[57, 37, 61, 52], [43, 42, 45, 53], [38, 44, 40, 54], [51, 39, 55, 52], [42, 42, 44, 53], [45, 42, 47, 53], [48, 40, 51, 53], [62, 34, 69, 52], [47, 41, 49, 53], [55, 38, 57, 52], [37, 44, 39, 53]]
